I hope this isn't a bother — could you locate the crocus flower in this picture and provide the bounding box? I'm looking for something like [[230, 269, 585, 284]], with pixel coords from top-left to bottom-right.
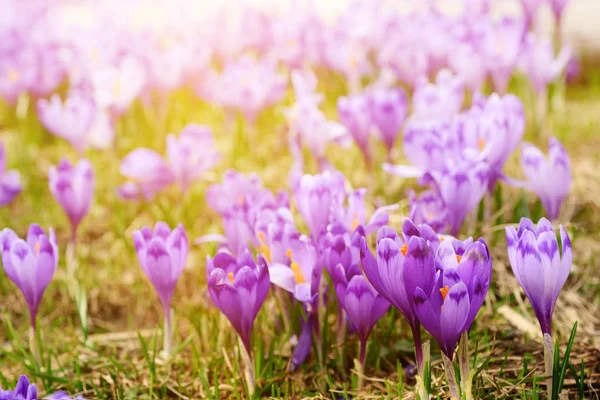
[[91, 55, 146, 115], [48, 158, 95, 240], [484, 18, 525, 94], [133, 222, 188, 357], [0, 375, 37, 400], [412, 69, 464, 121], [519, 33, 572, 94], [293, 170, 346, 239], [506, 218, 571, 335], [0, 224, 58, 362], [359, 221, 437, 368], [207, 251, 270, 355], [408, 190, 449, 234], [520, 0, 543, 30], [521, 138, 571, 220], [549, 0, 570, 25], [413, 237, 492, 359], [37, 91, 96, 154], [117, 149, 175, 201], [343, 275, 390, 366], [0, 140, 22, 207], [337, 93, 373, 165], [367, 87, 408, 157], [166, 123, 221, 192]]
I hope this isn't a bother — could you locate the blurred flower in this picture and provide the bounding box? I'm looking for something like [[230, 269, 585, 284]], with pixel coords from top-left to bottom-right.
[[49, 158, 95, 239], [359, 221, 437, 368], [0, 46, 37, 104], [413, 237, 492, 358], [484, 17, 525, 94], [0, 375, 37, 400], [549, 0, 570, 23], [367, 87, 408, 155], [91, 56, 146, 115], [520, 0, 543, 29], [207, 251, 270, 355], [408, 190, 449, 234], [519, 33, 572, 94], [412, 69, 464, 121], [117, 149, 175, 201], [521, 138, 571, 220], [337, 93, 373, 165], [37, 91, 96, 153], [0, 224, 58, 328], [506, 218, 571, 335], [0, 140, 22, 207], [166, 124, 221, 192]]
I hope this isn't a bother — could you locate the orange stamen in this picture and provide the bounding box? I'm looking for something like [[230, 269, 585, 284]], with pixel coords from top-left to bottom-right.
[[287, 249, 306, 284], [439, 236, 445, 242], [35, 242, 40, 255], [400, 243, 408, 257], [440, 286, 450, 301], [237, 196, 245, 205], [257, 232, 272, 263], [478, 137, 485, 151], [456, 255, 462, 263], [227, 272, 235, 283]]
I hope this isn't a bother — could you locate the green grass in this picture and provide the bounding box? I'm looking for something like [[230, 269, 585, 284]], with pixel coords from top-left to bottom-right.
[[1, 69, 600, 399]]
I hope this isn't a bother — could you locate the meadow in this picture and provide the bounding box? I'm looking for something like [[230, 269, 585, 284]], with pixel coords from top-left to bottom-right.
[[0, 1, 600, 399]]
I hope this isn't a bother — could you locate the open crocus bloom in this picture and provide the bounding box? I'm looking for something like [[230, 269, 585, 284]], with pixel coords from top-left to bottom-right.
[[117, 148, 175, 200], [413, 237, 492, 359], [506, 217, 571, 335]]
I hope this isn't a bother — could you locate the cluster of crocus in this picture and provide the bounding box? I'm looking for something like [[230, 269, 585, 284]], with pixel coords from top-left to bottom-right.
[[48, 158, 95, 242], [133, 222, 188, 358], [0, 375, 85, 400], [0, 225, 58, 363], [118, 124, 220, 200], [0, 140, 22, 207], [506, 217, 572, 396]]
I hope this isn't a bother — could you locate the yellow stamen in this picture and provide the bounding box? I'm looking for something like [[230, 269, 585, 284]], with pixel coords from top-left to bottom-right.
[[400, 243, 408, 257], [7, 69, 19, 83], [286, 249, 306, 284], [350, 212, 360, 231], [113, 79, 121, 97], [35, 242, 40, 255], [439, 236, 445, 242], [440, 286, 450, 301], [456, 255, 462, 263], [427, 212, 434, 219], [478, 137, 485, 152], [238, 196, 245, 206], [227, 272, 235, 283], [257, 232, 272, 263]]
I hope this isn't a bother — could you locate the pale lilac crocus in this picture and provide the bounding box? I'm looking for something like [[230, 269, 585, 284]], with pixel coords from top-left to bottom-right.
[[37, 91, 96, 154], [133, 222, 188, 357], [367, 87, 408, 158], [520, 0, 543, 30], [521, 138, 571, 220], [408, 190, 449, 234], [506, 218, 571, 335], [0, 224, 58, 362], [549, 0, 570, 26], [519, 33, 572, 95], [166, 123, 221, 192], [48, 159, 95, 241], [412, 69, 464, 121], [0, 140, 22, 207], [484, 17, 525, 94], [117, 149, 175, 201], [337, 93, 374, 166]]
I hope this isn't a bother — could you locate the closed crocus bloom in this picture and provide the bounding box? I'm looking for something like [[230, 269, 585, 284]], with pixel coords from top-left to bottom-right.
[[359, 223, 436, 368], [485, 18, 525, 94], [426, 159, 489, 235], [293, 170, 346, 239], [413, 237, 492, 359], [117, 149, 175, 201], [0, 375, 37, 400], [409, 190, 449, 234], [37, 91, 96, 154], [337, 94, 373, 165], [207, 251, 270, 355], [166, 124, 221, 192], [49, 158, 95, 239], [506, 218, 571, 335], [520, 33, 572, 94], [133, 222, 187, 357], [0, 224, 58, 328], [367, 87, 408, 155], [521, 138, 571, 220], [0, 140, 22, 207], [343, 275, 390, 365]]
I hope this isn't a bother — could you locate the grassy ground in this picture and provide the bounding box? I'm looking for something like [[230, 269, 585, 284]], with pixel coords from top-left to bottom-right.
[[0, 64, 599, 399]]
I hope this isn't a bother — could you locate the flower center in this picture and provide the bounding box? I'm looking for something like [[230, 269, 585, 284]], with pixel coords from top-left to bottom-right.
[[257, 232, 272, 263], [456, 255, 462, 263], [35, 242, 40, 255], [286, 249, 306, 284], [8, 69, 19, 83], [227, 272, 235, 283], [440, 285, 450, 301], [237, 196, 245, 206], [350, 212, 360, 231], [478, 137, 485, 152], [400, 243, 408, 257]]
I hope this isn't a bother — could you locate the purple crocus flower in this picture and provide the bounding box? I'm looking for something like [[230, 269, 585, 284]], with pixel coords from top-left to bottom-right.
[[549, 0, 570, 24], [117, 149, 175, 201], [484, 18, 525, 94], [413, 237, 492, 359], [334, 188, 398, 236], [0, 375, 37, 400], [337, 94, 373, 166], [425, 159, 489, 235], [343, 275, 390, 364], [207, 251, 270, 355], [506, 218, 571, 335], [166, 123, 221, 192], [133, 222, 188, 357], [0, 224, 58, 330], [520, 0, 543, 30], [408, 190, 449, 234], [521, 138, 571, 220], [0, 140, 22, 207], [359, 220, 437, 368], [37, 91, 96, 154], [293, 170, 346, 239], [367, 87, 408, 157], [48, 158, 95, 240], [412, 69, 464, 121], [519, 33, 572, 94]]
